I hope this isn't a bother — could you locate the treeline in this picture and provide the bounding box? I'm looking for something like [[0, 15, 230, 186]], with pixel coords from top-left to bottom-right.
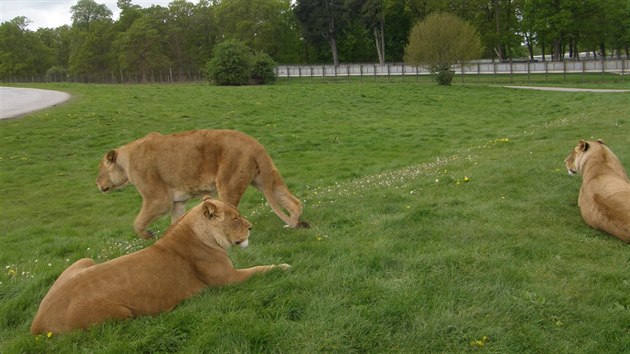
[[1, 0, 629, 82]]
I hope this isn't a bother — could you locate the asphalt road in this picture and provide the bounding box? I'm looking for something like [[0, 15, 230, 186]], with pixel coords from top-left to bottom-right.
[[0, 87, 71, 120]]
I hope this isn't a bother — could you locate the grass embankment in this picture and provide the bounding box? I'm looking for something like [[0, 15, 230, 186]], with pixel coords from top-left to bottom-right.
[[1, 80, 629, 352]]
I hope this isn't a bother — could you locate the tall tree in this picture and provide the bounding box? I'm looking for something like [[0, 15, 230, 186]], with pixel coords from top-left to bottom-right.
[[0, 17, 53, 79], [113, 15, 169, 82], [71, 0, 113, 31], [294, 0, 346, 65], [355, 0, 386, 64], [214, 0, 300, 63]]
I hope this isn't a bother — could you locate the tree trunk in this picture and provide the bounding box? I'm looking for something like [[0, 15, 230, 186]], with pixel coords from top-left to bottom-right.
[[373, 23, 385, 65], [327, 15, 339, 66], [525, 32, 534, 60], [493, 0, 504, 60], [553, 37, 562, 61]]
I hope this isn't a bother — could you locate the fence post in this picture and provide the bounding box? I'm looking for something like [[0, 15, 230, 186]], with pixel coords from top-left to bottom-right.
[[527, 61, 530, 82], [563, 60, 566, 81]]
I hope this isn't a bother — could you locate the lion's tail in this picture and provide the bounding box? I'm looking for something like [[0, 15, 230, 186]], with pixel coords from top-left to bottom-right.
[[253, 154, 308, 228]]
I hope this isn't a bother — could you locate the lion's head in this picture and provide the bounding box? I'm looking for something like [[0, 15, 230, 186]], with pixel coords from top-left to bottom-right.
[[565, 140, 587, 175], [188, 197, 252, 250], [96, 150, 129, 192]]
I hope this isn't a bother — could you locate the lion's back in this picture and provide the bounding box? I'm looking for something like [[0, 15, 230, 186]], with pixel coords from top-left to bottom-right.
[[126, 129, 266, 188]]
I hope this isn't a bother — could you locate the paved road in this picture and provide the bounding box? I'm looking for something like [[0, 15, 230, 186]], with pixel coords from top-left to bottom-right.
[[0, 87, 71, 120], [504, 85, 630, 93]]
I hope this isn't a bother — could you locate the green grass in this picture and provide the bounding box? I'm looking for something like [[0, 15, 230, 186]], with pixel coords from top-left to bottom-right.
[[1, 78, 630, 353]]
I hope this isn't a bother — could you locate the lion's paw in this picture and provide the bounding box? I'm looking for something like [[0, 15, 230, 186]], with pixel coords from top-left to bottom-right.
[[277, 263, 291, 270]]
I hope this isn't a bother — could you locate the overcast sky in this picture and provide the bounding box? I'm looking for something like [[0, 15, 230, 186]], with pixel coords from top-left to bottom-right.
[[0, 0, 175, 30]]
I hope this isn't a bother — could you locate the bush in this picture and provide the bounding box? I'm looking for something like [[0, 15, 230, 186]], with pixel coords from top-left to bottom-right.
[[251, 52, 277, 84], [205, 41, 278, 86], [205, 40, 253, 86]]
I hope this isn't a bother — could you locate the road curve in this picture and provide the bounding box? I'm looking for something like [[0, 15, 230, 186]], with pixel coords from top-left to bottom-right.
[[0, 87, 71, 120]]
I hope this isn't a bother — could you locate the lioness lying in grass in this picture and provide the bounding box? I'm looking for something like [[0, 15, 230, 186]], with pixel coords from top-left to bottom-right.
[[565, 139, 630, 242], [31, 198, 290, 334]]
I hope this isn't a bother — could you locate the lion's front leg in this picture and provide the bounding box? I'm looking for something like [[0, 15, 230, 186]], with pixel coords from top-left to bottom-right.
[[196, 261, 290, 286]]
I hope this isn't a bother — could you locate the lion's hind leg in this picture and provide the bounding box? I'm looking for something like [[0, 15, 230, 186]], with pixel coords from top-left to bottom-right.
[[134, 196, 173, 239], [47, 258, 95, 294]]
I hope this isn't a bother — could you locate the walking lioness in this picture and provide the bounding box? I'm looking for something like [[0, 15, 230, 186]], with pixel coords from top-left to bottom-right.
[[565, 139, 630, 242], [97, 129, 309, 239], [31, 198, 290, 334]]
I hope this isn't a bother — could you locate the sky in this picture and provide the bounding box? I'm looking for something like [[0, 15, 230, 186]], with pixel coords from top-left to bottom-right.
[[0, 0, 175, 30]]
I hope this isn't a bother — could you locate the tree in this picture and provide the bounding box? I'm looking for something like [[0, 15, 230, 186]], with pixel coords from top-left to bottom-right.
[[404, 12, 482, 85], [215, 0, 301, 63], [113, 16, 169, 82], [0, 17, 53, 79], [347, 0, 386, 64], [294, 0, 346, 65], [70, 0, 113, 31]]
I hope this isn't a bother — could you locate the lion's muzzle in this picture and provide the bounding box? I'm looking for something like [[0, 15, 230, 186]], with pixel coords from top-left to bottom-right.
[[235, 239, 249, 248]]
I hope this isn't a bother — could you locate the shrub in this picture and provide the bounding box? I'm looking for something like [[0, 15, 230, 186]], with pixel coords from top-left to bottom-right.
[[251, 52, 277, 84], [205, 40, 253, 86]]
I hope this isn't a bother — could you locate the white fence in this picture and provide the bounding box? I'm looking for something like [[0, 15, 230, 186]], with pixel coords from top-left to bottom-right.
[[277, 59, 629, 78]]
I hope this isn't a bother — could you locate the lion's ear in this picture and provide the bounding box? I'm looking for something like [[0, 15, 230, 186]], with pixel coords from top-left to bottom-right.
[[203, 201, 218, 219], [596, 139, 605, 145], [106, 150, 117, 163], [202, 195, 213, 201], [579, 140, 589, 152]]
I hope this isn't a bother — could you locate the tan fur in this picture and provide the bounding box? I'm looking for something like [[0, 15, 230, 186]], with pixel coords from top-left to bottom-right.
[[31, 198, 290, 334], [565, 139, 630, 242], [96, 129, 308, 239]]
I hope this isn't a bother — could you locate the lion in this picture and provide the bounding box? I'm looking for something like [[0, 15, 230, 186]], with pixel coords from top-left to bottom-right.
[[565, 139, 630, 242], [96, 129, 309, 239], [31, 197, 290, 334]]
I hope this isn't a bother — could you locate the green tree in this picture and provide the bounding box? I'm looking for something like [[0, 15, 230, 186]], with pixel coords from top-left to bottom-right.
[[214, 0, 301, 63], [71, 0, 113, 31], [68, 21, 115, 81], [347, 0, 386, 64], [294, 0, 346, 65], [166, 0, 197, 80], [0, 17, 53, 79], [113, 15, 169, 82], [404, 12, 482, 85]]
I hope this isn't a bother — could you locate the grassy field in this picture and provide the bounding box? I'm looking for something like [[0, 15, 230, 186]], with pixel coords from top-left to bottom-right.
[[1, 78, 629, 353]]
